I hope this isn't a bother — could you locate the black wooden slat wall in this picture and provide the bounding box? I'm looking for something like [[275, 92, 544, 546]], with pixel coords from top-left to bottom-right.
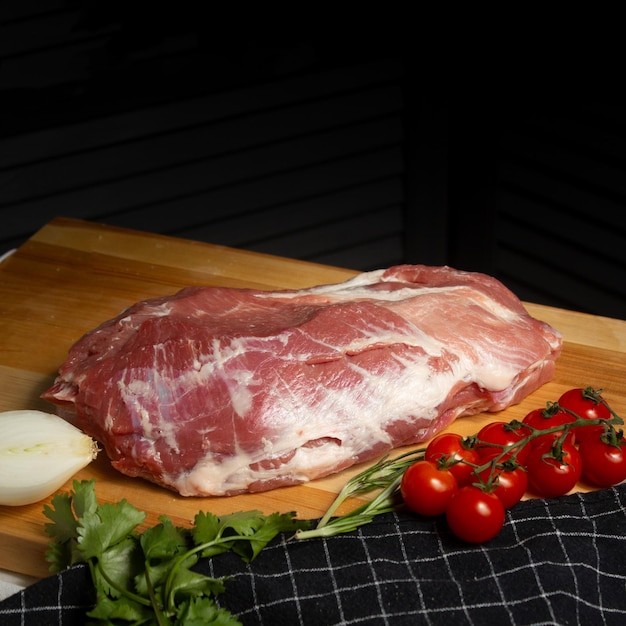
[[1, 64, 405, 264], [0, 65, 406, 270], [493, 100, 626, 319], [0, 0, 407, 271], [444, 93, 626, 320], [2, 2, 626, 319]]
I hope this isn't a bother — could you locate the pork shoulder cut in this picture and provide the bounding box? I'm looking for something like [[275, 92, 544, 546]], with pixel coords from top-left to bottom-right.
[[41, 265, 562, 496]]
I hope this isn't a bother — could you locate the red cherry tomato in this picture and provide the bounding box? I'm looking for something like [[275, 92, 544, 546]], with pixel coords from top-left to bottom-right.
[[558, 387, 611, 420], [579, 435, 626, 487], [475, 421, 530, 465], [522, 407, 576, 445], [573, 423, 606, 446], [425, 432, 481, 486], [401, 460, 458, 517], [526, 439, 582, 497], [445, 486, 505, 543], [477, 466, 528, 509], [558, 387, 612, 444]]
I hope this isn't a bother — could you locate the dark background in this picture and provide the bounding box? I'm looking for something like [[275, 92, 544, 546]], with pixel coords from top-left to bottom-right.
[[2, 3, 625, 319]]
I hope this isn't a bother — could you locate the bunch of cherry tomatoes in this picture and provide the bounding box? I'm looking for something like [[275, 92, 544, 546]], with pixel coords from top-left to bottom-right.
[[400, 387, 626, 544]]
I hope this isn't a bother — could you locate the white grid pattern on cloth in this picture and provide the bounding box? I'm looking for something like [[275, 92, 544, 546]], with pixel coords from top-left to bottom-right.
[[1, 484, 625, 625], [391, 514, 431, 624], [579, 494, 606, 623], [212, 485, 626, 625], [322, 529, 348, 622]]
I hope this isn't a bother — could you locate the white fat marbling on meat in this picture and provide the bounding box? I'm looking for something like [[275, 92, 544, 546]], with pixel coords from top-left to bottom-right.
[[41, 264, 563, 497]]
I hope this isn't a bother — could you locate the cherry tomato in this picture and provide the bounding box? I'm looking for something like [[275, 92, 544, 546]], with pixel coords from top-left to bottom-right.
[[475, 421, 530, 465], [579, 435, 626, 487], [425, 432, 481, 486], [445, 486, 505, 543], [522, 407, 576, 445], [573, 423, 606, 446], [526, 439, 582, 497], [558, 387, 611, 421], [477, 466, 528, 509], [401, 460, 458, 517], [558, 387, 612, 444]]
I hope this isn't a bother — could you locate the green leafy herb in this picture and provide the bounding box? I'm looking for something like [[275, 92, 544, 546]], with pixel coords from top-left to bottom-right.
[[43, 479, 310, 625]]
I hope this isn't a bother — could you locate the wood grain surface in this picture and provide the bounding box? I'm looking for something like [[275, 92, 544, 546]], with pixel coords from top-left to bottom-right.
[[1, 217, 625, 579]]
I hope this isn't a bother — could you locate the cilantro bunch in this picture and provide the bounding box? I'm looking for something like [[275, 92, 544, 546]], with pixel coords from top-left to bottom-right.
[[43, 479, 310, 625]]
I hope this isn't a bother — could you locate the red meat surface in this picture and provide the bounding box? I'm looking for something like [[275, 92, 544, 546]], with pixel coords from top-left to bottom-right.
[[41, 265, 562, 496]]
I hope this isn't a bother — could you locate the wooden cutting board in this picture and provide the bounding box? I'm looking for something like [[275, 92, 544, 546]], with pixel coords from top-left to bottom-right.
[[2, 217, 625, 579]]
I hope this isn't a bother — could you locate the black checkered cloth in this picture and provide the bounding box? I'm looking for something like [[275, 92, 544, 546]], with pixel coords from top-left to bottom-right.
[[2, 484, 626, 625]]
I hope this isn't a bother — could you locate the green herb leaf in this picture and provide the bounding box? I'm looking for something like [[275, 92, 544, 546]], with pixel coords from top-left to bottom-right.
[[167, 566, 228, 603], [175, 596, 242, 625], [43, 491, 77, 544], [94, 536, 142, 600], [141, 516, 188, 561], [77, 498, 146, 561], [87, 589, 153, 623], [235, 511, 310, 561], [71, 478, 99, 519], [191, 511, 230, 558], [43, 480, 309, 624], [43, 492, 80, 572]]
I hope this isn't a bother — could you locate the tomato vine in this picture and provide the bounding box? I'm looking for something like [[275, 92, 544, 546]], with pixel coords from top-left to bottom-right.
[[297, 386, 626, 544]]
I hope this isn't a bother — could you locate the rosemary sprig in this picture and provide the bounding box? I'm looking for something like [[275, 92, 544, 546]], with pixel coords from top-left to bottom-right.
[[296, 448, 425, 540]]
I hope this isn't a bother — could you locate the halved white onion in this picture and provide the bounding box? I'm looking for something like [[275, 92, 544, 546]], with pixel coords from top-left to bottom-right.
[[0, 410, 98, 506]]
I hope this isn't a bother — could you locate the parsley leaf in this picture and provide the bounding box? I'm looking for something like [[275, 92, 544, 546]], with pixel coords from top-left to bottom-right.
[[176, 596, 242, 625], [141, 516, 188, 561], [43, 479, 310, 624], [77, 499, 146, 561], [43, 492, 78, 545], [43, 491, 80, 571], [94, 536, 141, 599], [87, 591, 153, 623]]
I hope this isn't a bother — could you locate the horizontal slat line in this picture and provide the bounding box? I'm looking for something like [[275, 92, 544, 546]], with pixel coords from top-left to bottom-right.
[[494, 221, 626, 302], [495, 247, 626, 319], [510, 112, 626, 165], [99, 153, 405, 239], [246, 209, 404, 262], [0, 93, 403, 206], [0, 110, 403, 209], [0, 58, 403, 147], [0, 146, 404, 242], [498, 159, 626, 229], [166, 178, 404, 245], [499, 130, 626, 200], [0, 11, 200, 61], [495, 189, 626, 265], [304, 235, 405, 271], [0, 117, 404, 217], [0, 82, 403, 175], [0, 147, 404, 244], [0, 9, 116, 58], [496, 213, 626, 291], [236, 201, 404, 250], [578, 101, 626, 133], [0, 3, 70, 26], [246, 211, 400, 260], [496, 253, 625, 314], [496, 269, 585, 313]]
